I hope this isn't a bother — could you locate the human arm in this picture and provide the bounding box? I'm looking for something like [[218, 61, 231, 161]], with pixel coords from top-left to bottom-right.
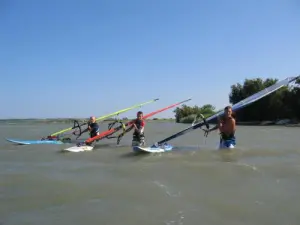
[[208, 124, 219, 132], [126, 125, 134, 132], [133, 121, 145, 134], [203, 118, 221, 136], [208, 117, 222, 132]]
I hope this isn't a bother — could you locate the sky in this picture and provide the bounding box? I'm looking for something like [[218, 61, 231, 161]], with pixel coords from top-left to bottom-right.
[[0, 0, 299, 119]]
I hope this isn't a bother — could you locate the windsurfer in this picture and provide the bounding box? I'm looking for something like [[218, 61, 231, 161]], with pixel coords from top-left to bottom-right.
[[80, 116, 100, 145], [204, 106, 236, 148], [128, 111, 146, 146]]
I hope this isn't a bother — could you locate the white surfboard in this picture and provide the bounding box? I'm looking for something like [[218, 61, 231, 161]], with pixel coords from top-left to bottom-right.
[[63, 145, 94, 152], [132, 143, 173, 153]]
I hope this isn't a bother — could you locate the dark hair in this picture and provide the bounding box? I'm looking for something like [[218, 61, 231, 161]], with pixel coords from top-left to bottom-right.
[[137, 111, 143, 116], [224, 105, 232, 111]]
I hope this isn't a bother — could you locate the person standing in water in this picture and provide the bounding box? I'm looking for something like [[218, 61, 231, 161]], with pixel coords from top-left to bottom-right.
[[80, 116, 100, 145], [204, 106, 236, 148], [131, 111, 146, 146]]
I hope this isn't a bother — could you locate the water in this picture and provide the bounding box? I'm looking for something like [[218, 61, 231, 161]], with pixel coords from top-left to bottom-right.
[[1, 121, 300, 225]]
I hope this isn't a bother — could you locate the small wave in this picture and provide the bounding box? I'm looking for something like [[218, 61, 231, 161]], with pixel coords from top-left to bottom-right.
[[235, 162, 258, 171], [232, 162, 264, 175], [164, 211, 185, 225], [153, 181, 181, 198]]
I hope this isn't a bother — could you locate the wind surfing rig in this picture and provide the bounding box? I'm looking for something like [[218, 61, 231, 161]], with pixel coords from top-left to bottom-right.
[[77, 98, 192, 146], [41, 98, 159, 141], [151, 76, 299, 148]]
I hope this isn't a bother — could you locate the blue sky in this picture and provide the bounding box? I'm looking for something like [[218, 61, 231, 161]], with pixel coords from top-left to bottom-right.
[[0, 0, 299, 119]]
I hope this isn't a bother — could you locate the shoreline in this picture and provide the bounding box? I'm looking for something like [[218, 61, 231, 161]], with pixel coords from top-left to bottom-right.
[[236, 122, 300, 127], [0, 118, 299, 127], [200, 121, 300, 127], [0, 118, 175, 124]]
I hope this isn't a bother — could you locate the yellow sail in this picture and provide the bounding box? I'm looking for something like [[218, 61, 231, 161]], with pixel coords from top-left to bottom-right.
[[50, 98, 159, 136]]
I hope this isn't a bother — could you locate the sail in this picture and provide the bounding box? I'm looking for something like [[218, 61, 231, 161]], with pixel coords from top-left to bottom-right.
[[82, 98, 192, 145], [48, 98, 159, 138], [155, 76, 298, 146]]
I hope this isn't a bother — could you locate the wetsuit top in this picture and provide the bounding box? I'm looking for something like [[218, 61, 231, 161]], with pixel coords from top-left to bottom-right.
[[88, 122, 100, 136], [133, 119, 145, 136]]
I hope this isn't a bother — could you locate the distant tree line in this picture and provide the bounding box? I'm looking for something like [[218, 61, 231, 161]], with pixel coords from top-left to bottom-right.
[[174, 77, 300, 123], [229, 77, 300, 122], [173, 104, 217, 123]]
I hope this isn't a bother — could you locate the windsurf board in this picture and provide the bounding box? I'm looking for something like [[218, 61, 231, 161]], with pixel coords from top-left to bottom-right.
[[5, 138, 63, 145]]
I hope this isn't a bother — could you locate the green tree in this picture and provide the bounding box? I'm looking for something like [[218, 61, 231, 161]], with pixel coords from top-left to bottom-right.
[[174, 76, 300, 123], [228, 76, 300, 122], [173, 104, 216, 123]]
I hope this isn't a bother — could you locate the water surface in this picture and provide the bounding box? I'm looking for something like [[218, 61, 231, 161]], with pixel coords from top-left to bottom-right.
[[1, 121, 300, 225]]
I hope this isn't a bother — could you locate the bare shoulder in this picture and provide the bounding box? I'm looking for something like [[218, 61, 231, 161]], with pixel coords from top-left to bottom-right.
[[230, 117, 236, 124]]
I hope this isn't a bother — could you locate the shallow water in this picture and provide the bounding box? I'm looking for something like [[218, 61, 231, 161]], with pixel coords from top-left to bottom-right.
[[1, 121, 300, 225]]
